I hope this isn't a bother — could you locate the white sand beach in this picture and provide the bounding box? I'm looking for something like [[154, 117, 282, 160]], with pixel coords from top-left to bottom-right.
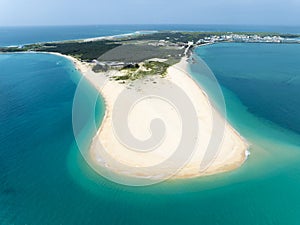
[[53, 52, 249, 179]]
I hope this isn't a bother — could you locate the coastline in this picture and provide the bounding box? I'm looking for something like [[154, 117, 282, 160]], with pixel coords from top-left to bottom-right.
[[48, 52, 249, 179], [3, 26, 300, 225]]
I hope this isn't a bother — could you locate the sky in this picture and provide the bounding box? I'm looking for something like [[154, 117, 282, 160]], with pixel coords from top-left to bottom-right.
[[0, 0, 300, 26]]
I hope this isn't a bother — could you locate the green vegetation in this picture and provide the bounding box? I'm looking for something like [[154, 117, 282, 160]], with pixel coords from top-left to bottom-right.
[[130, 32, 200, 43], [113, 74, 130, 81], [130, 31, 300, 43], [37, 41, 121, 61], [0, 40, 121, 61], [0, 46, 25, 52], [117, 61, 170, 81], [144, 61, 170, 77]]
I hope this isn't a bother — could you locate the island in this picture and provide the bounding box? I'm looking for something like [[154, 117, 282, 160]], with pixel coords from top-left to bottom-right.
[[2, 31, 298, 180]]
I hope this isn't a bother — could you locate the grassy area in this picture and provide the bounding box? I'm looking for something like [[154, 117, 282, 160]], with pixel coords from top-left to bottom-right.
[[116, 61, 170, 81], [114, 75, 130, 81], [144, 61, 170, 77]]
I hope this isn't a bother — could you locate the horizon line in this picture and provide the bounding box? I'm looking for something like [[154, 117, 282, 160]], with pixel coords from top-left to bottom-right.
[[1, 23, 300, 28]]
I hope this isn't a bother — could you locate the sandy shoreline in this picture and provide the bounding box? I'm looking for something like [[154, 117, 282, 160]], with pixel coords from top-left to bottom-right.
[[49, 52, 249, 179]]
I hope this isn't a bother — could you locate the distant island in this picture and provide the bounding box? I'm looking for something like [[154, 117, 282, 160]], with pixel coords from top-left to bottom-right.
[[2, 30, 298, 179]]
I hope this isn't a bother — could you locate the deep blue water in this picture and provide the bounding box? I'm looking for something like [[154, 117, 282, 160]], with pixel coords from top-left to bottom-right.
[[1, 24, 300, 46]]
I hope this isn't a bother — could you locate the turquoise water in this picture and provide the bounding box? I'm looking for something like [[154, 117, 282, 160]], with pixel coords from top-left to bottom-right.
[[194, 43, 300, 134], [1, 43, 300, 224]]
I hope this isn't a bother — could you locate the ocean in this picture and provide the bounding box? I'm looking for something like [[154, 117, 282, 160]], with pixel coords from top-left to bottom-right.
[[1, 26, 300, 225]]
